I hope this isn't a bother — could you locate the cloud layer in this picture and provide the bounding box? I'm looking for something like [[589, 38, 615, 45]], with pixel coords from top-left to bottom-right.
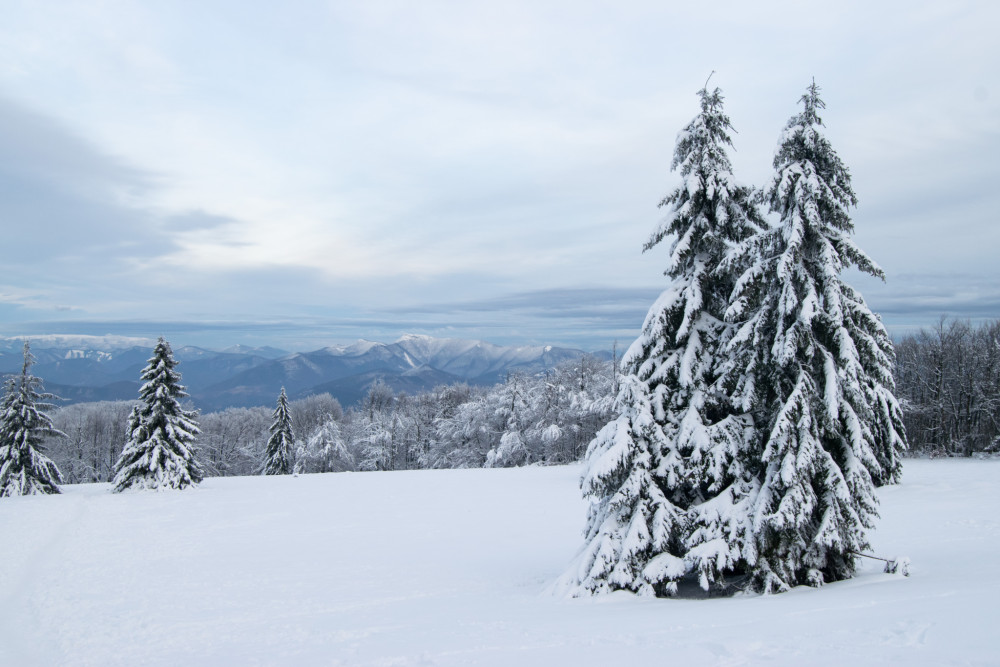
[[0, 1, 997, 349]]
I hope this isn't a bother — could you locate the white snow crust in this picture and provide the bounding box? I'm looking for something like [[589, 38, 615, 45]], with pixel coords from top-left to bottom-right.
[[0, 460, 996, 665]]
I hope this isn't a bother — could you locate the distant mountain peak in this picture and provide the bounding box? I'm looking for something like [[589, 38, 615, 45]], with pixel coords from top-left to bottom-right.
[[339, 339, 382, 356], [396, 333, 435, 342]]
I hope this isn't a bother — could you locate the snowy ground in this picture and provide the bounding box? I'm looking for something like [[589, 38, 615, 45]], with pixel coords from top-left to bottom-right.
[[0, 460, 997, 666]]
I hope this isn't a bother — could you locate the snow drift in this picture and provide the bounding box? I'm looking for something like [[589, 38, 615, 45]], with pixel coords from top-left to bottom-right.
[[0, 460, 995, 665]]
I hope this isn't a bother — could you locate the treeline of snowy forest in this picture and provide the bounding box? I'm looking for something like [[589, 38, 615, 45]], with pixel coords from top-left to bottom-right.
[[42, 354, 616, 484], [35, 317, 1000, 484], [895, 318, 1000, 456]]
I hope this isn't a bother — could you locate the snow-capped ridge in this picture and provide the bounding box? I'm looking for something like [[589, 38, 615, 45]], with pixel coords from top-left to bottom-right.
[[2, 333, 610, 411]]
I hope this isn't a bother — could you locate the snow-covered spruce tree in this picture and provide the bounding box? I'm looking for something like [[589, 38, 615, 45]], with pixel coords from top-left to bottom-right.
[[0, 342, 64, 496], [112, 338, 203, 492], [723, 81, 906, 593], [563, 82, 764, 596], [262, 387, 295, 475]]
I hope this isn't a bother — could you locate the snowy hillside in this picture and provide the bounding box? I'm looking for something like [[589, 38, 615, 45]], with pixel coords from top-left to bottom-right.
[[0, 460, 995, 665]]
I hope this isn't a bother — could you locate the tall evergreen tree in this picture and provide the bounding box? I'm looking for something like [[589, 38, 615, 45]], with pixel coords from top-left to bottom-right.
[[262, 387, 295, 475], [562, 81, 764, 596], [0, 342, 64, 496], [723, 81, 906, 593], [112, 338, 203, 491]]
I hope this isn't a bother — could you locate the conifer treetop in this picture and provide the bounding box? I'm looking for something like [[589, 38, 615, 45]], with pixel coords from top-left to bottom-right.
[[644, 84, 757, 277], [139, 338, 188, 402], [766, 80, 882, 281], [631, 81, 764, 353]]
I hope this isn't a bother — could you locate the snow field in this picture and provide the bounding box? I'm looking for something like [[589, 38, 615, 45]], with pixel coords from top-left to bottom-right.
[[0, 460, 997, 666]]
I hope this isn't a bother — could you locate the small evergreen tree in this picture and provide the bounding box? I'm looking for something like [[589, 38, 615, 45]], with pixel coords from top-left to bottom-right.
[[723, 81, 905, 592], [262, 387, 295, 475], [112, 338, 203, 491], [0, 342, 64, 496], [562, 80, 764, 596]]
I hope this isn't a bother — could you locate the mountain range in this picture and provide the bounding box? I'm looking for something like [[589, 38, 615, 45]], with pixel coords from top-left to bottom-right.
[[0, 335, 610, 411]]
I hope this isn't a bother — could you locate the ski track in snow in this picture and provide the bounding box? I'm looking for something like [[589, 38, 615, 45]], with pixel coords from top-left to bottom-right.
[[0, 460, 997, 666]]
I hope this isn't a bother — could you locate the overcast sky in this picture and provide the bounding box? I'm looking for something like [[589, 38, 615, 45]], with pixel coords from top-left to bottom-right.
[[0, 1, 997, 351]]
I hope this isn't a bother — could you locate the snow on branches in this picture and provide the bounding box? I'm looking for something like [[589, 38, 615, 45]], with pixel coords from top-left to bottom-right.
[[0, 342, 64, 497], [112, 338, 204, 492], [262, 387, 295, 475], [562, 79, 906, 598]]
